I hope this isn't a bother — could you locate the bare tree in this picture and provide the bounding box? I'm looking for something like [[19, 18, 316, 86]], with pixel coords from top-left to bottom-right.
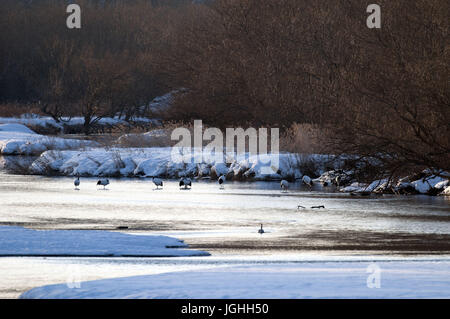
[[325, 0, 450, 180]]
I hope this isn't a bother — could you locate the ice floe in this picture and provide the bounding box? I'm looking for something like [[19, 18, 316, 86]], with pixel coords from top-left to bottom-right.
[[0, 123, 97, 156], [0, 226, 209, 257]]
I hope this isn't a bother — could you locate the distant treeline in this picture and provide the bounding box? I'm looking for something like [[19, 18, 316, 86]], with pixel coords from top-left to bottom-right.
[[0, 0, 448, 179], [0, 0, 194, 133]]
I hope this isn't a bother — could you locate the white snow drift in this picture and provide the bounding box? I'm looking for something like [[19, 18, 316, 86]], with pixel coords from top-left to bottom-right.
[[0, 226, 209, 257], [338, 175, 449, 195], [30, 147, 331, 180], [20, 261, 450, 299], [2, 122, 448, 195], [0, 115, 158, 133], [0, 124, 97, 156]]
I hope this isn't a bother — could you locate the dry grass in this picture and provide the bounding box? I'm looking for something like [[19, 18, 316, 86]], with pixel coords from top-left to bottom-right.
[[107, 121, 332, 153], [0, 103, 42, 117], [113, 131, 173, 148], [279, 123, 329, 154]]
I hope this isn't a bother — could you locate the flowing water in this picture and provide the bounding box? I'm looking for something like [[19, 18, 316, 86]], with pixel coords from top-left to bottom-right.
[[0, 171, 449, 298]]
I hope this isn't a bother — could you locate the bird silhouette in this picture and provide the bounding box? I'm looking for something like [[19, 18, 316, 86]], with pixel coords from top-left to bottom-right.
[[74, 175, 80, 190], [97, 179, 110, 189], [258, 224, 265, 234], [179, 177, 192, 189], [280, 180, 289, 192], [152, 177, 163, 189], [218, 175, 226, 189]]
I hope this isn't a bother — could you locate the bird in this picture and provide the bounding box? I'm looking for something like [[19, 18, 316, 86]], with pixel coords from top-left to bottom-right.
[[280, 180, 289, 192], [334, 176, 341, 187], [179, 177, 192, 189], [302, 175, 313, 188], [152, 177, 163, 189], [258, 224, 265, 234], [74, 175, 80, 190], [97, 178, 110, 189], [218, 175, 226, 189]]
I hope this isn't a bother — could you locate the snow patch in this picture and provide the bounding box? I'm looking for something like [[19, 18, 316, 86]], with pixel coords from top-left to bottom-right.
[[20, 261, 450, 299], [412, 176, 447, 194], [0, 124, 98, 156], [0, 226, 209, 257], [29, 147, 332, 180], [0, 123, 36, 134]]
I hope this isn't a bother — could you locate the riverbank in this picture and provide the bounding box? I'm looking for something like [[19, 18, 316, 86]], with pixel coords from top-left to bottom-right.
[[1, 174, 449, 253], [1, 173, 449, 299], [18, 258, 450, 299], [1, 123, 449, 196], [0, 225, 209, 257]]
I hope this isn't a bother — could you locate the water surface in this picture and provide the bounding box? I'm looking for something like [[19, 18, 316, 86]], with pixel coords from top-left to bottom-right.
[[1, 172, 449, 298]]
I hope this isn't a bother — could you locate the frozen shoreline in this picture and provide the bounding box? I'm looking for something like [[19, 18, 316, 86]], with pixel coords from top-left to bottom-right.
[[0, 115, 158, 134], [0, 226, 209, 257], [29, 147, 331, 180], [1, 123, 449, 195], [25, 148, 450, 196], [20, 260, 450, 299], [0, 123, 97, 156]]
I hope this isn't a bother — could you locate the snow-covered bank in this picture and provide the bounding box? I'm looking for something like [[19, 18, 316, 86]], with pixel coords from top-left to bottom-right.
[[0, 124, 97, 156], [29, 147, 331, 180], [314, 169, 450, 196], [1, 123, 448, 195], [27, 147, 450, 195], [335, 174, 449, 196], [0, 115, 158, 134], [20, 261, 450, 298], [0, 226, 209, 257]]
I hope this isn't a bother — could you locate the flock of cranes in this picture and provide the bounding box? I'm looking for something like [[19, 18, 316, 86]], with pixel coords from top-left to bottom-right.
[[73, 176, 202, 190], [73, 174, 325, 235], [74, 176, 110, 190], [74, 175, 318, 192]]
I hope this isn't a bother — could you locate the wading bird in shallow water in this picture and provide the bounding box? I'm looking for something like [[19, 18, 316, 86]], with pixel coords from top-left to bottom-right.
[[218, 175, 226, 189], [74, 175, 80, 190], [302, 175, 313, 188], [334, 176, 341, 187], [152, 177, 163, 189], [179, 177, 192, 189], [258, 224, 265, 234], [280, 180, 289, 193], [97, 179, 110, 189]]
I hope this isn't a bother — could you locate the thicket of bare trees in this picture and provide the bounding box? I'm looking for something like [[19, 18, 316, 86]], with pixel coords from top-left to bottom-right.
[[161, 0, 449, 179], [163, 0, 344, 127], [0, 0, 179, 133], [0, 0, 448, 177], [325, 1, 449, 180]]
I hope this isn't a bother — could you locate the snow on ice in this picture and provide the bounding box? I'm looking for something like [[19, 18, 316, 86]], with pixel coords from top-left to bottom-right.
[[29, 147, 332, 181], [20, 261, 450, 299], [0, 226, 209, 257], [0, 115, 158, 133], [0, 123, 97, 156]]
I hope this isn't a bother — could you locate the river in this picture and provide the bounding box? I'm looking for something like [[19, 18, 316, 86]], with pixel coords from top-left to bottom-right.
[[0, 171, 449, 298]]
